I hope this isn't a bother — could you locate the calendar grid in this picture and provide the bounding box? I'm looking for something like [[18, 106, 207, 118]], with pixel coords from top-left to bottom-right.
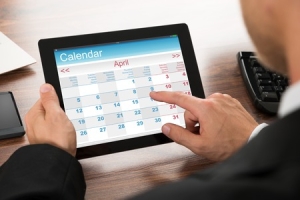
[[54, 37, 193, 147], [60, 63, 191, 146]]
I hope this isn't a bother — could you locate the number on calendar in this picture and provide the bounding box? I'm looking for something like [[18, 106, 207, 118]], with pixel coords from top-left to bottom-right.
[[78, 119, 85, 124], [166, 84, 172, 89], [99, 127, 106, 132], [182, 72, 186, 76], [148, 77, 152, 81], [115, 92, 118, 96], [77, 98, 81, 102], [152, 107, 159, 112], [134, 110, 141, 115], [95, 105, 102, 110], [97, 116, 105, 121], [96, 94, 100, 99], [170, 104, 176, 109], [154, 118, 161, 123], [132, 99, 138, 104], [76, 108, 83, 113], [183, 81, 189, 86], [166, 74, 169, 79], [80, 130, 87, 136], [150, 86, 154, 91], [173, 115, 179, 119], [133, 89, 137, 94], [117, 113, 123, 118], [118, 124, 125, 129], [114, 102, 120, 107], [137, 121, 144, 126], [185, 91, 191, 95]]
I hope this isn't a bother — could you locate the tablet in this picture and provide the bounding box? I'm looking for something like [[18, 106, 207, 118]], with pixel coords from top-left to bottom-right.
[[38, 23, 205, 159]]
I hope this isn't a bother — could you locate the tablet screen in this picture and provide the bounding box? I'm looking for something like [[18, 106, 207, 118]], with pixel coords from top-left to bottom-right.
[[54, 35, 191, 148]]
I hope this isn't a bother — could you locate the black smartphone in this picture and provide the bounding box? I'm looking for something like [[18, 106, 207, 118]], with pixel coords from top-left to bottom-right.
[[0, 92, 25, 139]]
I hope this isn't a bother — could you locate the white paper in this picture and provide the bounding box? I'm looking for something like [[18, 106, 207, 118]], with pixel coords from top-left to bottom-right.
[[0, 32, 36, 74]]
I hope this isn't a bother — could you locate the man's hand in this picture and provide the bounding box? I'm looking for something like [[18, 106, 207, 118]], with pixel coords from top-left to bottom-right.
[[150, 91, 258, 162], [25, 84, 76, 156]]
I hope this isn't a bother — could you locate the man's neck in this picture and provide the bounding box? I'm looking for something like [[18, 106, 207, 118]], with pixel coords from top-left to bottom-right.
[[284, 11, 300, 85]]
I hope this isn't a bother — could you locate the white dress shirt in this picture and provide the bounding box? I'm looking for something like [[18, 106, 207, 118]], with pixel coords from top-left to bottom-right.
[[248, 80, 300, 142]]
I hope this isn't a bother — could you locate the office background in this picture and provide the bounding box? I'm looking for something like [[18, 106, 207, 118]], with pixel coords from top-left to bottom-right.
[[0, 0, 274, 199]]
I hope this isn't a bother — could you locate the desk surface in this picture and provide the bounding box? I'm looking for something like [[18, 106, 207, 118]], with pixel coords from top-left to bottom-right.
[[0, 0, 275, 199]]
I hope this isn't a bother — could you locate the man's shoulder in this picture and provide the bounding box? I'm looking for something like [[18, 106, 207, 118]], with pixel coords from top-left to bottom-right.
[[251, 108, 300, 149], [201, 108, 300, 177], [221, 108, 300, 172]]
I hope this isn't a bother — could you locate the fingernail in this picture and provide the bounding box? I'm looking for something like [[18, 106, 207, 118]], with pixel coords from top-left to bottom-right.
[[162, 125, 170, 136], [40, 84, 52, 93]]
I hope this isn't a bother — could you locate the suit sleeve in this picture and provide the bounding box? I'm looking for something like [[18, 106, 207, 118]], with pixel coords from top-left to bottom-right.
[[0, 144, 86, 200]]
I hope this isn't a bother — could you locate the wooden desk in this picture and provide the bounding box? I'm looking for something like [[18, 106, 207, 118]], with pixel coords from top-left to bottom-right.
[[0, 0, 275, 199]]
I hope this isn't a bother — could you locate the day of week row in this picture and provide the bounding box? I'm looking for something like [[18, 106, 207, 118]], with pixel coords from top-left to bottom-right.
[[60, 70, 188, 89]]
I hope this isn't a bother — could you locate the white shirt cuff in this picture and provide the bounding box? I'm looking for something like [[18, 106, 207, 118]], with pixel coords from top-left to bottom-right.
[[248, 123, 268, 142]]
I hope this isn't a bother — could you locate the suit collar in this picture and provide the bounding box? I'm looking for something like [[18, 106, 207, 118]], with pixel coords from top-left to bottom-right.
[[278, 80, 300, 118]]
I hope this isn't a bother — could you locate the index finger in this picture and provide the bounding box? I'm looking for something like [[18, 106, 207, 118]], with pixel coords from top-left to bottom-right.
[[150, 91, 204, 114]]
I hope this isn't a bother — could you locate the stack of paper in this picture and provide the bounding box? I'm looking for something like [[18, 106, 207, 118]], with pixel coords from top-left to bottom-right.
[[0, 32, 36, 74]]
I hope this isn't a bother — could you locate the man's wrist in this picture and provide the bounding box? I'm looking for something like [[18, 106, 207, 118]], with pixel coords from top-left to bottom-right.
[[248, 123, 269, 142]]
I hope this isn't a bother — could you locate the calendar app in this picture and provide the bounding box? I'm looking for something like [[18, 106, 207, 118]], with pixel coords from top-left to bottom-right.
[[54, 36, 191, 148]]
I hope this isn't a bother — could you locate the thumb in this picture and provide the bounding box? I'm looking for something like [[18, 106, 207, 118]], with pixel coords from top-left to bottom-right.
[[40, 84, 61, 113], [162, 123, 200, 153]]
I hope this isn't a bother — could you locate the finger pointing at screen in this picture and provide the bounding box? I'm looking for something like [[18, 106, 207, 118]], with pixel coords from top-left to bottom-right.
[[150, 91, 258, 161]]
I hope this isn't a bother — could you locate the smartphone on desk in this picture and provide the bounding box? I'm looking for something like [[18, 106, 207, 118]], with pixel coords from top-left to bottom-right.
[[0, 92, 25, 139]]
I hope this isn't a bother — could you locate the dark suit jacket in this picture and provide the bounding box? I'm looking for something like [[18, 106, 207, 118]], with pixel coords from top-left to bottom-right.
[[0, 145, 86, 200], [1, 109, 300, 200]]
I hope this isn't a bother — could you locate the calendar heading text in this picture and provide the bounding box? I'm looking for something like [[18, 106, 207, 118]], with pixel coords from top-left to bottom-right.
[[59, 50, 103, 62]]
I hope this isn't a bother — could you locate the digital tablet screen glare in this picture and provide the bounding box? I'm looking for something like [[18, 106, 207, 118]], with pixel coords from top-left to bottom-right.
[[53, 35, 191, 148]]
